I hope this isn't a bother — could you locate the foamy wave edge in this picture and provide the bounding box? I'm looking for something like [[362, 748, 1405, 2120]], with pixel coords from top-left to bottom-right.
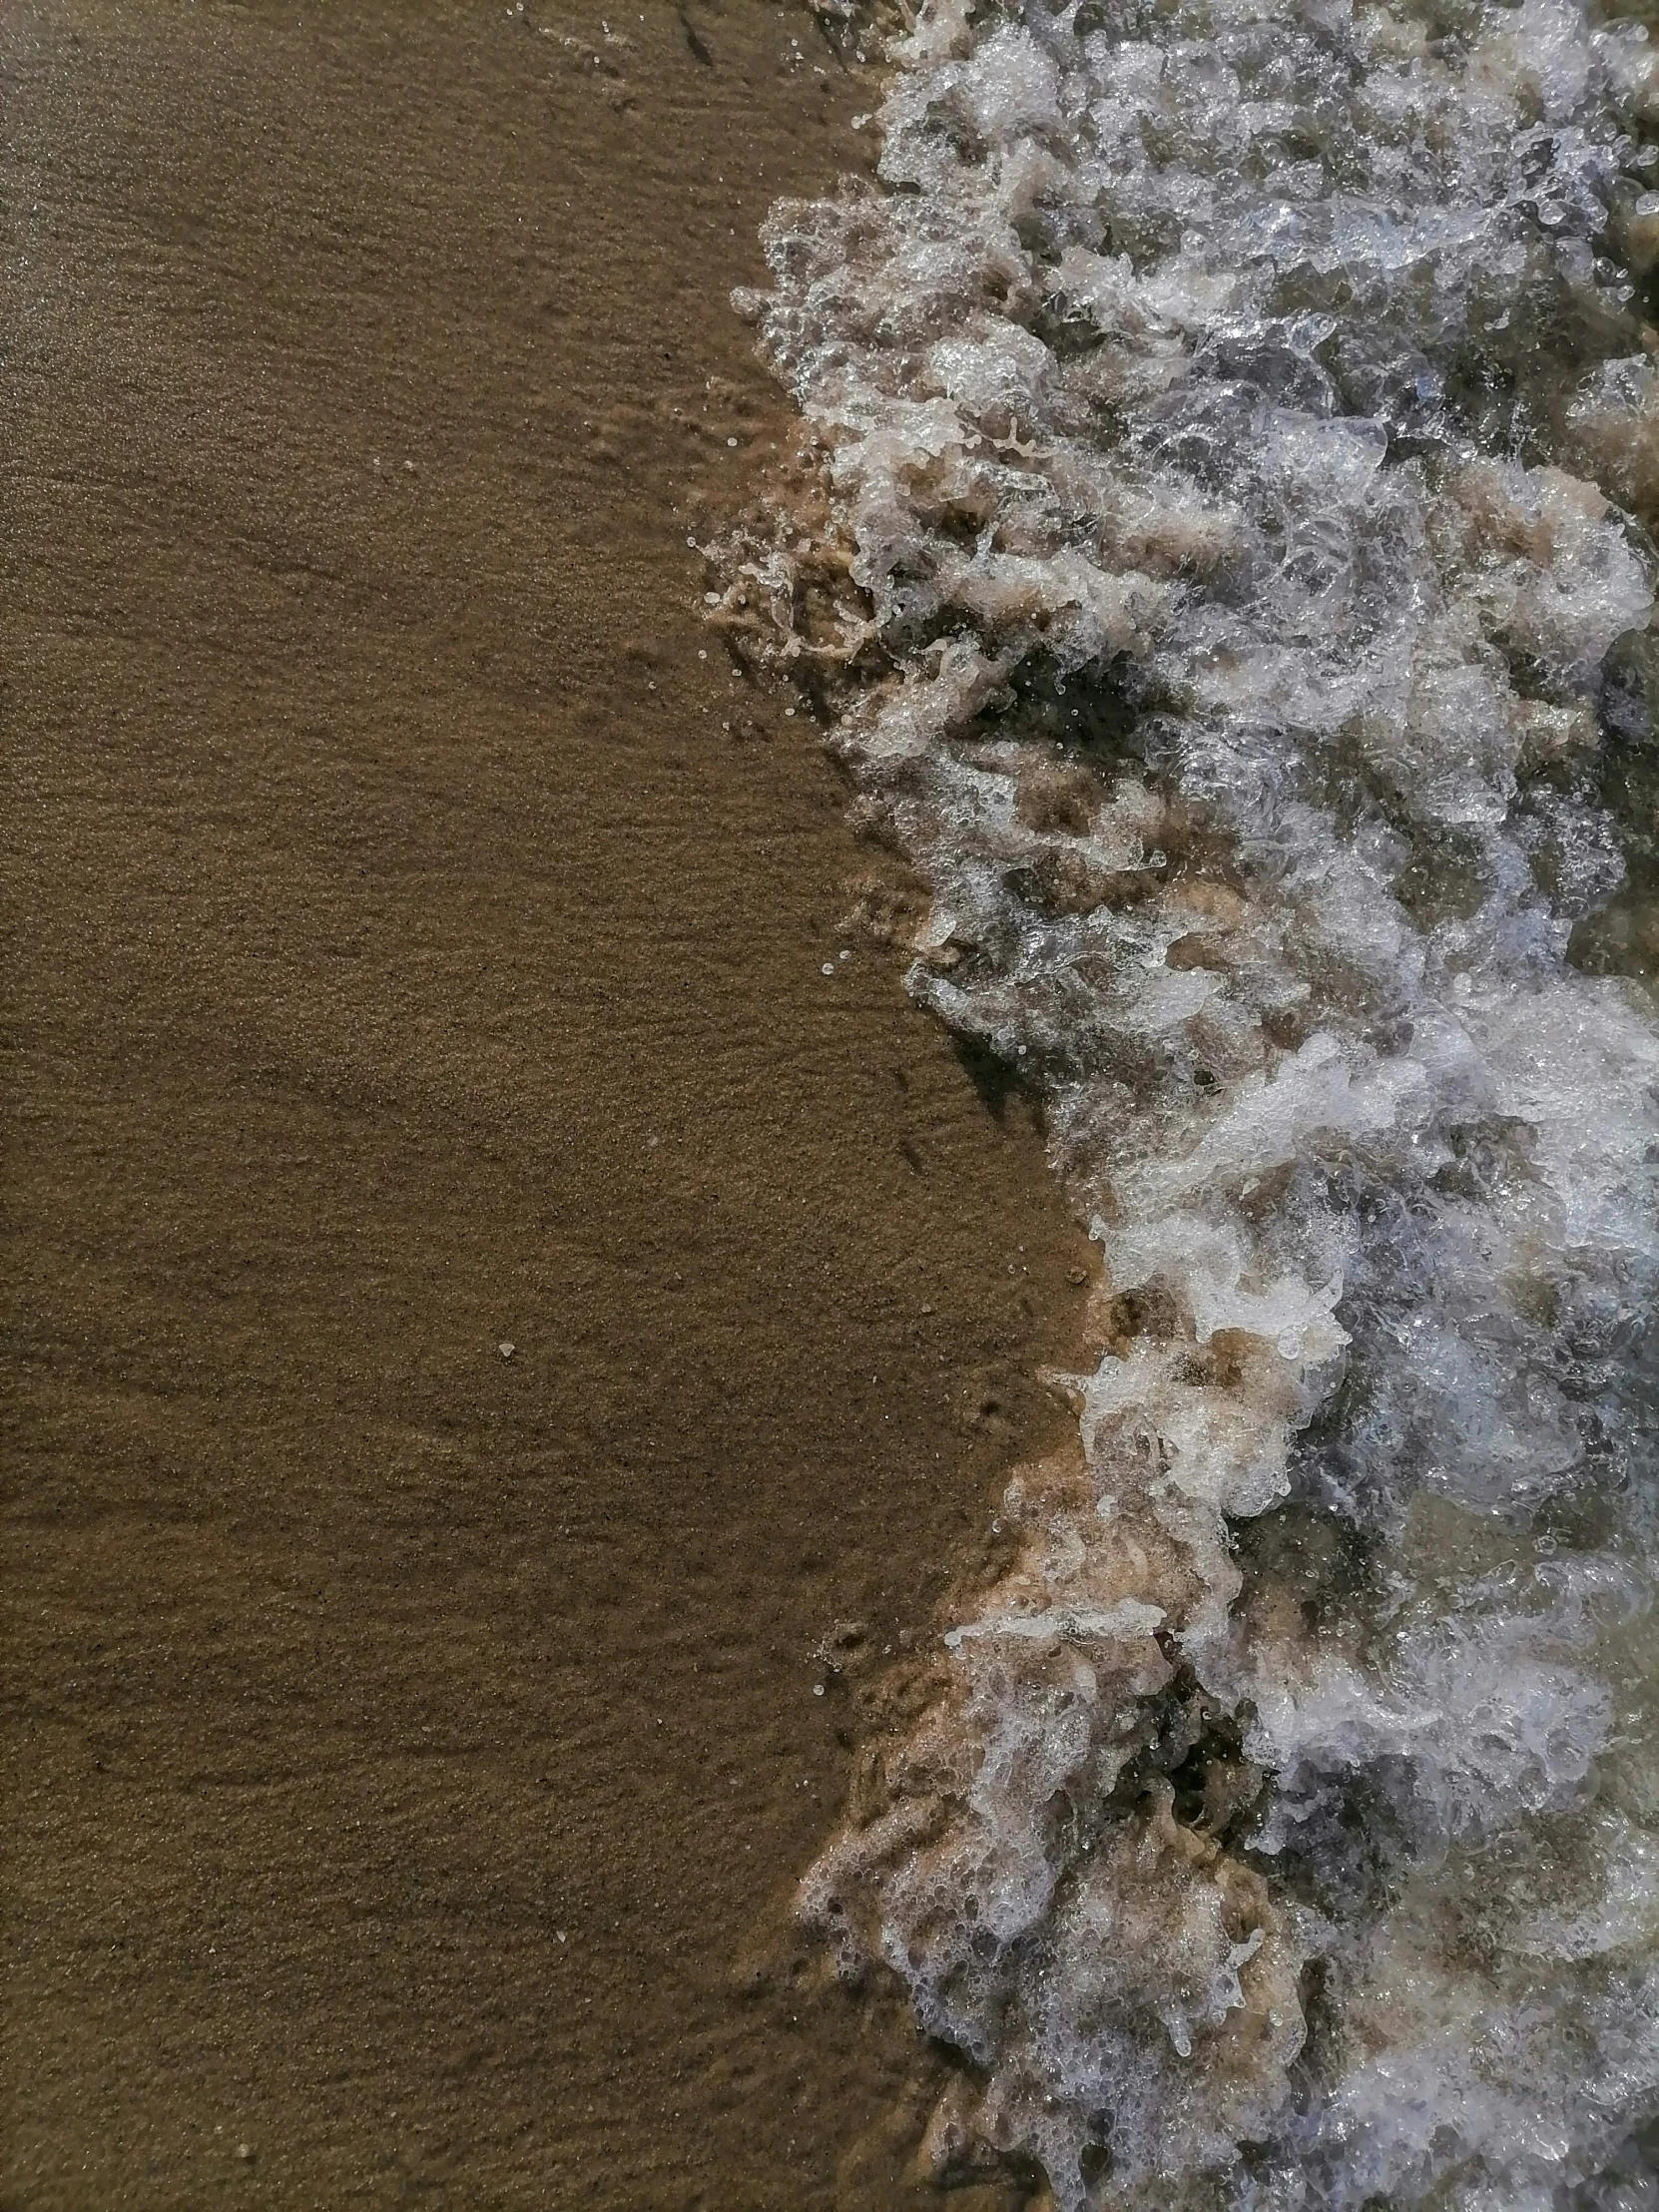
[[711, 1, 1659, 2202]]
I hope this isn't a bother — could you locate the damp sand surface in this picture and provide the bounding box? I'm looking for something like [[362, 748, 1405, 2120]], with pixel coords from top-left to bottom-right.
[[0, 6, 1094, 2204]]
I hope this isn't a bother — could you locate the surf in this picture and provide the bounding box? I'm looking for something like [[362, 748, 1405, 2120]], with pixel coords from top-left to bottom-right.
[[711, 0, 1659, 2201]]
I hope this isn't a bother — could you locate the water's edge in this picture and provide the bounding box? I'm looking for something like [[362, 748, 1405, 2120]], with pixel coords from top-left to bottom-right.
[[712, 2, 1659, 2203]]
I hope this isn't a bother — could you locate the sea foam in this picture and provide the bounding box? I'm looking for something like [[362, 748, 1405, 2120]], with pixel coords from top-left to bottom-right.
[[711, 0, 1659, 2201]]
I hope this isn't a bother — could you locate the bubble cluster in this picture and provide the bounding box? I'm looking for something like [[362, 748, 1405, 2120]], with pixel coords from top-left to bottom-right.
[[717, 0, 1659, 2202]]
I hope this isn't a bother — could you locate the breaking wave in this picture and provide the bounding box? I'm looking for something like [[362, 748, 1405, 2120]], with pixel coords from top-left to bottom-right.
[[711, 0, 1659, 2201]]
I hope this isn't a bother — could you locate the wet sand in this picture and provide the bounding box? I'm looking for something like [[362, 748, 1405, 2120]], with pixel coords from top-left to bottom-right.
[[0, 4, 1095, 2204]]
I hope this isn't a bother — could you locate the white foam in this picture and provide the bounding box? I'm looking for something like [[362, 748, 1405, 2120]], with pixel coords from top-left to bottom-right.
[[717, 0, 1659, 2201]]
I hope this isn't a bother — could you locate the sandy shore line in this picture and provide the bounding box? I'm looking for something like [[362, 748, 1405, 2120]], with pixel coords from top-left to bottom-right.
[[1, 3, 1094, 2204]]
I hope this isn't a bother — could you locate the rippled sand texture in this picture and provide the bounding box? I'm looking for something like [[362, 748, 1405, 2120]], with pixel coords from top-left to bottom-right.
[[6, 6, 1109, 2202], [713, 0, 1659, 2202]]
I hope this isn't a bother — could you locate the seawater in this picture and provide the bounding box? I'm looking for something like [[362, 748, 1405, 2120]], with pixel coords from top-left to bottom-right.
[[709, 1, 1659, 2202]]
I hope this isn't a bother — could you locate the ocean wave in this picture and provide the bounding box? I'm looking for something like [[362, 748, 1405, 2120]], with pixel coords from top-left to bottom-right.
[[712, 0, 1659, 2201]]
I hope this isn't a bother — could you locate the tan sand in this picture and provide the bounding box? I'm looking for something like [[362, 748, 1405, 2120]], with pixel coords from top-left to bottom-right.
[[0, 3, 1095, 2204]]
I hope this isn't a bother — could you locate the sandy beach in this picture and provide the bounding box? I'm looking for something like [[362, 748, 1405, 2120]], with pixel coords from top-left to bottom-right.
[[0, 4, 1096, 2204]]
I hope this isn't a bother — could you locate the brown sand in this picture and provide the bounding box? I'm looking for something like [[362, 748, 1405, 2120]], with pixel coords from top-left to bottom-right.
[[1, 3, 1096, 2206]]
